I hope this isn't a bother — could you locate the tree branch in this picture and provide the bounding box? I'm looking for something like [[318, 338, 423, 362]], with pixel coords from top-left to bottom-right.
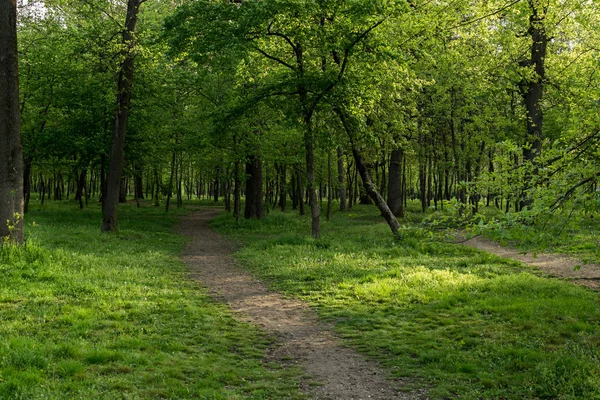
[[266, 22, 297, 52], [253, 46, 296, 71]]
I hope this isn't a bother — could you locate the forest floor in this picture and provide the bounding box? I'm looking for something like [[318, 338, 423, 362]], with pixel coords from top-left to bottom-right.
[[179, 209, 426, 400], [461, 235, 600, 290]]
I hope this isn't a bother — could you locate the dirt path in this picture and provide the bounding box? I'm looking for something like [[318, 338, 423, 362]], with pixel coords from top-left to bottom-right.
[[462, 236, 600, 290], [179, 209, 424, 400]]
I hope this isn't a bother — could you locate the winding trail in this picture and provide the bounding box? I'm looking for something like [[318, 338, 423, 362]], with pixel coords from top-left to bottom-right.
[[179, 209, 424, 400], [462, 236, 600, 290]]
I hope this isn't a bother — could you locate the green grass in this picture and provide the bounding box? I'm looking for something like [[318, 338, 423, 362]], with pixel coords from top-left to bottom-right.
[[213, 204, 600, 399], [481, 210, 600, 263], [0, 200, 305, 399]]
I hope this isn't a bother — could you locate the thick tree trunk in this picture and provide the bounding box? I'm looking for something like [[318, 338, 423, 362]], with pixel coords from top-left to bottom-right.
[[0, 0, 24, 243], [102, 0, 142, 232], [520, 0, 547, 210], [337, 146, 347, 211], [387, 148, 404, 217], [244, 155, 264, 219]]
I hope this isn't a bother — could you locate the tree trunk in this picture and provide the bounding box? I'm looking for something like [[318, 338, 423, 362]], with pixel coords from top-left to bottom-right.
[[177, 154, 183, 208], [296, 164, 305, 216], [244, 155, 264, 219], [305, 126, 320, 238], [327, 151, 332, 222], [387, 148, 404, 217], [336, 107, 400, 236], [119, 177, 127, 203], [0, 0, 24, 243], [233, 160, 241, 222], [75, 169, 87, 209], [279, 164, 287, 212], [102, 0, 143, 232], [213, 168, 219, 203], [337, 146, 347, 211], [23, 157, 32, 213], [166, 151, 176, 212], [353, 147, 400, 236], [520, 0, 548, 210]]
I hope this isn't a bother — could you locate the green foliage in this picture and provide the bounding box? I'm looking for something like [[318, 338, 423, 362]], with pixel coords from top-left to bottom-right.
[[214, 205, 600, 399], [0, 202, 305, 399]]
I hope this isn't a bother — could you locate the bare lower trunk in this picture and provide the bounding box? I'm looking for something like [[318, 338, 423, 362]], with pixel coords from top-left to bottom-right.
[[75, 169, 86, 209], [23, 158, 32, 213], [353, 148, 400, 236], [166, 151, 176, 212], [336, 107, 400, 236], [244, 155, 264, 219], [305, 126, 320, 238], [337, 146, 347, 211], [233, 160, 241, 222], [279, 164, 287, 212], [387, 148, 404, 217], [296, 164, 305, 216], [102, 0, 142, 232], [0, 0, 24, 243], [520, 0, 547, 210]]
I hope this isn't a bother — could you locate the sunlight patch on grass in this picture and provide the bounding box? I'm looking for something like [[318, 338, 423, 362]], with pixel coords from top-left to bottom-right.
[[0, 201, 305, 399], [215, 205, 600, 399]]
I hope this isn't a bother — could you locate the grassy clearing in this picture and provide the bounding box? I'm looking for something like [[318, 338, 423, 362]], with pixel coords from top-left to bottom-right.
[[0, 200, 304, 399], [214, 204, 600, 399]]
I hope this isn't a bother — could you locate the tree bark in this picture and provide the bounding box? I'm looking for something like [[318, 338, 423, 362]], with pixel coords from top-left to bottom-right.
[[337, 146, 347, 211], [519, 0, 548, 210], [233, 160, 241, 222], [102, 0, 143, 232], [296, 164, 305, 216], [327, 151, 332, 222], [305, 124, 320, 238], [336, 107, 400, 236], [213, 168, 219, 203], [0, 0, 24, 243], [166, 150, 176, 212], [279, 164, 287, 212], [23, 157, 32, 213], [75, 169, 87, 209], [387, 147, 404, 217], [244, 155, 264, 219]]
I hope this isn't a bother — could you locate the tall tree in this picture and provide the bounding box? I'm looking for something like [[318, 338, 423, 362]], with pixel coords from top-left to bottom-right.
[[0, 0, 24, 244], [102, 0, 145, 232]]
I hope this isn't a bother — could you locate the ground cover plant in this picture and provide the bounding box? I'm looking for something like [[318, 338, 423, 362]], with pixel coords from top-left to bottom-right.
[[214, 204, 600, 399], [0, 201, 305, 399], [479, 211, 600, 264], [420, 198, 600, 264]]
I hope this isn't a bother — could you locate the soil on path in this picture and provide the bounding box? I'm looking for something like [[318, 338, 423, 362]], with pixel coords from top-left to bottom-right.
[[179, 209, 425, 400], [462, 236, 600, 290]]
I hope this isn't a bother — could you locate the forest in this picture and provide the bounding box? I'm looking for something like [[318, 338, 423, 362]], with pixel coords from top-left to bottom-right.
[[1, 0, 600, 398]]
